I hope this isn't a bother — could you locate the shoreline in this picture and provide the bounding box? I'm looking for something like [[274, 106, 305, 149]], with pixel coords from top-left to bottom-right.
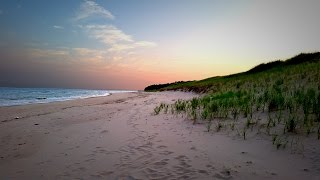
[[0, 92, 139, 123], [0, 94, 110, 108], [0, 92, 118, 108], [0, 91, 319, 179], [0, 87, 137, 107]]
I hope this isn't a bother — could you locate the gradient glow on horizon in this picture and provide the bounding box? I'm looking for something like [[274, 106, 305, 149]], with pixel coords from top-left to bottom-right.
[[1, 0, 320, 90]]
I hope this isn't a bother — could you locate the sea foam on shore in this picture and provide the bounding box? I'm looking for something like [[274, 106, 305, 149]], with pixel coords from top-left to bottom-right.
[[0, 87, 135, 106]]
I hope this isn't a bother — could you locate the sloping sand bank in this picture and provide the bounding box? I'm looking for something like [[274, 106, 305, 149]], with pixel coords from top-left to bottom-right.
[[0, 92, 319, 179]]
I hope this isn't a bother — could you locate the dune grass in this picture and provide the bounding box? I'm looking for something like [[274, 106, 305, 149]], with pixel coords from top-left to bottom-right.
[[150, 52, 320, 149]]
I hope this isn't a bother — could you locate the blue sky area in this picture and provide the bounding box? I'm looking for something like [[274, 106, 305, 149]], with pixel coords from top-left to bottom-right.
[[0, 0, 319, 90]]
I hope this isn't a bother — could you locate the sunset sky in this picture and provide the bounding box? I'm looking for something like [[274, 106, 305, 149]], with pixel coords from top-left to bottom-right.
[[1, 0, 320, 90]]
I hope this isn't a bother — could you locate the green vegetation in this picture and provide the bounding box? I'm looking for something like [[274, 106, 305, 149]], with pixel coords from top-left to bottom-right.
[[150, 52, 320, 149], [144, 81, 192, 91], [145, 52, 320, 93]]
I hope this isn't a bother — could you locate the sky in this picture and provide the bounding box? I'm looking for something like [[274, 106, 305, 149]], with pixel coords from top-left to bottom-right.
[[0, 0, 320, 90]]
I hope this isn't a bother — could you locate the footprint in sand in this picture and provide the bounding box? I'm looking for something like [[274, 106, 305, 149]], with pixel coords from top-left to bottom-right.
[[246, 161, 253, 166], [153, 159, 169, 167], [100, 130, 108, 134], [78, 167, 87, 171], [159, 150, 173, 155], [206, 164, 215, 169], [214, 168, 233, 180], [98, 171, 114, 176], [84, 158, 95, 162], [175, 155, 188, 161], [157, 145, 167, 149], [198, 169, 209, 175]]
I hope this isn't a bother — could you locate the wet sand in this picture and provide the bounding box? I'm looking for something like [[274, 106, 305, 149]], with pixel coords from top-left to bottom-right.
[[0, 91, 319, 179]]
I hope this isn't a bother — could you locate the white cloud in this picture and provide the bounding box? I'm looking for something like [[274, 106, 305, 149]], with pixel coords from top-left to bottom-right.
[[73, 1, 156, 55], [75, 0, 114, 21], [84, 25, 156, 52], [108, 41, 157, 52], [72, 47, 104, 56], [134, 41, 157, 48], [108, 44, 135, 52], [28, 48, 69, 58], [53, 25, 64, 29], [86, 25, 133, 44], [71, 47, 107, 64]]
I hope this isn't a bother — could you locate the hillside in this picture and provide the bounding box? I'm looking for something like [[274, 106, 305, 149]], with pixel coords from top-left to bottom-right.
[[145, 52, 320, 93], [149, 52, 320, 149]]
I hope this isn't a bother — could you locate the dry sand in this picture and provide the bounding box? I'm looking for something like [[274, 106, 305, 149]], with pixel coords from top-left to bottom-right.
[[0, 91, 319, 179]]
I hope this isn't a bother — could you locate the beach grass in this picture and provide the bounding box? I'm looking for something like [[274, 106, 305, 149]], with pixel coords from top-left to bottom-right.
[[150, 52, 320, 149]]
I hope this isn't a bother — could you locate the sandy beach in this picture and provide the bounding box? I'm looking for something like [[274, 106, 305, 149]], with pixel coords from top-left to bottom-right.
[[0, 91, 319, 179]]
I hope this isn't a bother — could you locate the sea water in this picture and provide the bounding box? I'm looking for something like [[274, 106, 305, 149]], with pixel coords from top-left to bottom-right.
[[0, 87, 136, 107]]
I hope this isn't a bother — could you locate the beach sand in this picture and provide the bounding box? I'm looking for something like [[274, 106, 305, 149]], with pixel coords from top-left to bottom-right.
[[0, 91, 319, 179]]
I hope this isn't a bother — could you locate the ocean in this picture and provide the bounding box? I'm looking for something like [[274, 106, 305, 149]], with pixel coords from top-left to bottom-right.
[[0, 87, 136, 107]]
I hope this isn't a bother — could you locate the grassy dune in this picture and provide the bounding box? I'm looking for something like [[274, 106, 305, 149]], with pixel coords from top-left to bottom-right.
[[147, 52, 320, 149]]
